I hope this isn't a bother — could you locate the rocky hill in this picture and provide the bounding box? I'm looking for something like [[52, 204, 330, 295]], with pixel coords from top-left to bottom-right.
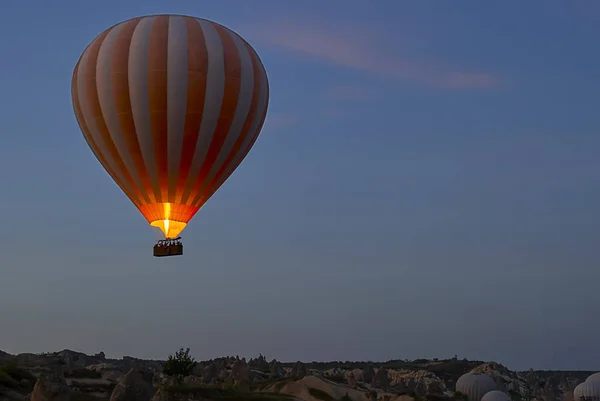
[[0, 349, 593, 401]]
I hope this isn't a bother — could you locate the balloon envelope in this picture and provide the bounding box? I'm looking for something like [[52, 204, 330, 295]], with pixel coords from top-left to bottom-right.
[[456, 373, 497, 401], [481, 391, 510, 401], [72, 14, 269, 238], [574, 382, 600, 401]]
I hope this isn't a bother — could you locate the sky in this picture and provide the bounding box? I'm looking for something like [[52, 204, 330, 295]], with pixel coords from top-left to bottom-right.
[[0, 0, 599, 372]]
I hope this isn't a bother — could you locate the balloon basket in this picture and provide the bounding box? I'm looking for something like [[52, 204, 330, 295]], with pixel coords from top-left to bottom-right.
[[153, 237, 183, 257]]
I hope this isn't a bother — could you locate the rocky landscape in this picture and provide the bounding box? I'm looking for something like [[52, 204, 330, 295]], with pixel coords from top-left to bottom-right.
[[0, 349, 593, 401]]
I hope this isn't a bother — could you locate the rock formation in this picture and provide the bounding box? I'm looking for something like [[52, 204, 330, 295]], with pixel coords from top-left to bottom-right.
[[0, 348, 597, 401], [291, 362, 307, 378], [30, 371, 70, 401], [372, 366, 389, 389], [363, 365, 375, 383], [269, 360, 284, 378], [109, 369, 154, 401], [347, 371, 357, 388]]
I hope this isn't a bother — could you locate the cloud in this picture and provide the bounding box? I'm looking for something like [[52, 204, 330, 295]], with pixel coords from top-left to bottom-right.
[[245, 20, 500, 90]]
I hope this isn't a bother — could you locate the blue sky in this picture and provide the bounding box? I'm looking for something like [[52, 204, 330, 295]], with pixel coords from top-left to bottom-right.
[[0, 0, 599, 371]]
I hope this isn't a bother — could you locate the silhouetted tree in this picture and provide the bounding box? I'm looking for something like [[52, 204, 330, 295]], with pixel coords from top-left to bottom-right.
[[162, 347, 196, 383]]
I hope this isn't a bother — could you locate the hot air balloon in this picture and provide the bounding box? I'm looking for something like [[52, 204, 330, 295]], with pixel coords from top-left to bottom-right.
[[71, 14, 269, 257], [456, 373, 497, 401], [574, 382, 600, 401], [481, 391, 511, 401]]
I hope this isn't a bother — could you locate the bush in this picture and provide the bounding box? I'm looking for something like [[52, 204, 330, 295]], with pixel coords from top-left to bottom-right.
[[0, 364, 36, 391], [64, 369, 102, 379], [307, 388, 335, 401], [327, 375, 347, 384], [249, 377, 296, 392], [162, 348, 197, 381], [71, 394, 110, 401], [0, 364, 35, 382], [0, 369, 16, 387], [427, 395, 450, 401], [162, 385, 295, 401], [452, 392, 468, 401]]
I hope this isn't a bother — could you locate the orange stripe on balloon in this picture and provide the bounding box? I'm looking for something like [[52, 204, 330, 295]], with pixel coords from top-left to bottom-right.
[[80, 30, 144, 207], [199, 108, 268, 209], [199, 61, 269, 209], [148, 15, 170, 203], [196, 39, 264, 207], [110, 17, 155, 205], [187, 23, 242, 206], [72, 60, 132, 205], [175, 17, 208, 202]]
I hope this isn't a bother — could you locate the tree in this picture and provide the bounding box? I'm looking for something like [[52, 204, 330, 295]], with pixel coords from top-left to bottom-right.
[[162, 347, 197, 382], [452, 392, 468, 401]]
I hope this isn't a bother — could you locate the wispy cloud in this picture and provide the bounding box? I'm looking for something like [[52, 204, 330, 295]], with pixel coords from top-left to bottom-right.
[[245, 20, 500, 90]]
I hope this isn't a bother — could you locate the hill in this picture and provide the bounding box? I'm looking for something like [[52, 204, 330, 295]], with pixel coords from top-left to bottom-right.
[[0, 349, 592, 401]]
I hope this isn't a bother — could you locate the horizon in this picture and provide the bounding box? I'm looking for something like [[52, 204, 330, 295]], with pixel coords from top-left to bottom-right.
[[1, 347, 597, 373], [1, 0, 599, 373]]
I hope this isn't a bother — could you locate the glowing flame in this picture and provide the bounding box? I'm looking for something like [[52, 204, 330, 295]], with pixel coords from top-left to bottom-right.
[[164, 203, 170, 235], [149, 203, 187, 238]]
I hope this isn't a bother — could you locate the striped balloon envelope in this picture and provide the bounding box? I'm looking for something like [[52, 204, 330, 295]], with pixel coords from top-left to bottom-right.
[[71, 14, 269, 241]]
